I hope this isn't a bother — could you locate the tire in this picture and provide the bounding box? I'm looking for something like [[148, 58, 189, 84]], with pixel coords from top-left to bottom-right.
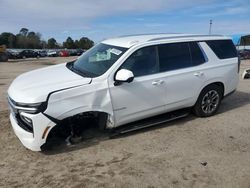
[[193, 84, 223, 117]]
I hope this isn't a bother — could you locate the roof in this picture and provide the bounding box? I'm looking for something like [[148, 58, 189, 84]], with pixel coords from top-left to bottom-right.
[[102, 33, 230, 48]]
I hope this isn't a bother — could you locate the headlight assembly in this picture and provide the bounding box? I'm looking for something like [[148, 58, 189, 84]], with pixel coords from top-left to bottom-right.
[[8, 96, 47, 114], [20, 112, 33, 129]]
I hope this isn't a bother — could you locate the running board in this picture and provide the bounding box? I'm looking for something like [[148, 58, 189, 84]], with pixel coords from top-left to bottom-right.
[[109, 108, 190, 138]]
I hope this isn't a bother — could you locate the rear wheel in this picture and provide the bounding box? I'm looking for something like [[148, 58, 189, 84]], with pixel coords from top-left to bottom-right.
[[193, 85, 223, 117]]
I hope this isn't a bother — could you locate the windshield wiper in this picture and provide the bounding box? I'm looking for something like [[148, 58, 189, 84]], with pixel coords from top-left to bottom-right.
[[66, 61, 99, 78], [66, 61, 87, 77]]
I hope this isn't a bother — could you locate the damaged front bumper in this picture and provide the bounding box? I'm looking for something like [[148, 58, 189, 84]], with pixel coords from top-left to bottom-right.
[[10, 112, 56, 151]]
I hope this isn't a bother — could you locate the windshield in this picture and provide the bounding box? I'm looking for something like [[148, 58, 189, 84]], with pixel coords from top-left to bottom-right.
[[71, 43, 127, 77]]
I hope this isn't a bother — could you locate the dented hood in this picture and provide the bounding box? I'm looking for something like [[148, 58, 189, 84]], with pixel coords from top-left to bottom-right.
[[8, 63, 92, 103]]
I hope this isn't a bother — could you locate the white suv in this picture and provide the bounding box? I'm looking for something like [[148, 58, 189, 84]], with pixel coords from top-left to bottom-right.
[[8, 34, 239, 151]]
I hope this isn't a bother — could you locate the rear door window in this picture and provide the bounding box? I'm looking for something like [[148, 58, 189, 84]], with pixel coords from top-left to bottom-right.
[[206, 40, 237, 59], [158, 43, 192, 72]]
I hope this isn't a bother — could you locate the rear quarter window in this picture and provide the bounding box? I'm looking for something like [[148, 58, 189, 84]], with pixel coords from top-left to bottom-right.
[[206, 40, 237, 59]]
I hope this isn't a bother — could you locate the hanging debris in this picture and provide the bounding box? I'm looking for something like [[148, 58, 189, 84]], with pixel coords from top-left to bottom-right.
[[242, 69, 250, 79]]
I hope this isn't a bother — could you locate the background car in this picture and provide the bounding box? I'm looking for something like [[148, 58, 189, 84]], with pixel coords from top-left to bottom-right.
[[47, 50, 58, 57], [18, 50, 40, 59], [76, 49, 85, 56], [59, 50, 69, 57], [68, 49, 84, 56], [6, 49, 20, 59], [68, 49, 77, 56], [37, 50, 47, 57], [239, 49, 250, 59]]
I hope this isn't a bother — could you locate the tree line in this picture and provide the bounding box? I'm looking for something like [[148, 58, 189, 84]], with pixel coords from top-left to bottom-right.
[[0, 28, 94, 49]]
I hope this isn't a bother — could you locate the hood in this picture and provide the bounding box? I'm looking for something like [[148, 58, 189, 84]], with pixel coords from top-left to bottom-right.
[[8, 63, 92, 103]]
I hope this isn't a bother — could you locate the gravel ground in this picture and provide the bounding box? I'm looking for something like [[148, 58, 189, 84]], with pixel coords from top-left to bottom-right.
[[0, 58, 250, 188]]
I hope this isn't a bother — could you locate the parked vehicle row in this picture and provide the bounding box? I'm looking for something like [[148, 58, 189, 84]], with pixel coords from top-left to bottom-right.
[[6, 49, 85, 59]]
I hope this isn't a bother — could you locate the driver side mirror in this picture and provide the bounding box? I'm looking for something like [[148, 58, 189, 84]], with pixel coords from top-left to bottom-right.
[[114, 69, 134, 86]]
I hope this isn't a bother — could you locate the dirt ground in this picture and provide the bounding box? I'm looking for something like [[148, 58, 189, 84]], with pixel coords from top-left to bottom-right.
[[0, 57, 250, 188]]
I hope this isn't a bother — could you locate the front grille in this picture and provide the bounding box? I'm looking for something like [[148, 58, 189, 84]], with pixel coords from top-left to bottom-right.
[[8, 97, 33, 133]]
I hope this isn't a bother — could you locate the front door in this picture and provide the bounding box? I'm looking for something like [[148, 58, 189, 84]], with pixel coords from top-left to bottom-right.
[[109, 46, 167, 126]]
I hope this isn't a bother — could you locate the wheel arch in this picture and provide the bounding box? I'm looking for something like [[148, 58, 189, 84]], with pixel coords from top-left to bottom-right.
[[192, 81, 225, 117], [199, 81, 225, 98], [193, 81, 225, 107], [42, 110, 113, 150], [48, 108, 114, 131]]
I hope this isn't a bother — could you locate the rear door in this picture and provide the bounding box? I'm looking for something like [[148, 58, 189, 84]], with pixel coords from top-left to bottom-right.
[[157, 42, 207, 110]]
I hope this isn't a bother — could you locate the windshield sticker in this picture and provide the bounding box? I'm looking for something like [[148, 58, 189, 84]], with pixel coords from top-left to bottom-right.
[[110, 48, 122, 56]]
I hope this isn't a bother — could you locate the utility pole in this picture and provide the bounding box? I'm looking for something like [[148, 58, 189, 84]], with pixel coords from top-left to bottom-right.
[[209, 20, 213, 35]]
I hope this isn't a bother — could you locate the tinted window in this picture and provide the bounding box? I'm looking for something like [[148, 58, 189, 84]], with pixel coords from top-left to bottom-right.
[[158, 43, 192, 72], [120, 46, 158, 77], [189, 42, 206, 66], [206, 40, 237, 59]]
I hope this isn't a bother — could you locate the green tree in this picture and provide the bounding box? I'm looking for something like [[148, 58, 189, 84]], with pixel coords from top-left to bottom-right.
[[63, 37, 75, 49], [40, 40, 47, 49], [0, 27, 95, 49], [74, 40, 79, 48], [19, 28, 29, 36], [47, 38, 58, 49], [16, 28, 29, 48], [26, 31, 42, 48], [0, 32, 16, 48], [78, 37, 94, 50], [16, 33, 26, 48]]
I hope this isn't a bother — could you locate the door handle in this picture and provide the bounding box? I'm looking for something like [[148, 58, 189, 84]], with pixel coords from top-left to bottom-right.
[[152, 80, 164, 85], [194, 72, 204, 77]]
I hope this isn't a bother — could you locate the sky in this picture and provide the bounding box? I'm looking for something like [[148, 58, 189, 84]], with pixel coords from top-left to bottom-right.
[[0, 0, 249, 43]]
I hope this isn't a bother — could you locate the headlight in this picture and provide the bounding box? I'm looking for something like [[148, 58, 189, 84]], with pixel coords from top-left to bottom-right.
[[17, 102, 47, 114], [8, 96, 47, 114], [20, 112, 33, 129]]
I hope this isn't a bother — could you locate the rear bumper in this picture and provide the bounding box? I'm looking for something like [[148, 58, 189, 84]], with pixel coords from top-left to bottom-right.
[[10, 112, 56, 151]]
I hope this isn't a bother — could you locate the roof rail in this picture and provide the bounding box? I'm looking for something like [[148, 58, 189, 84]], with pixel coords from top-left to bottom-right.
[[148, 34, 224, 42], [118, 33, 181, 38]]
